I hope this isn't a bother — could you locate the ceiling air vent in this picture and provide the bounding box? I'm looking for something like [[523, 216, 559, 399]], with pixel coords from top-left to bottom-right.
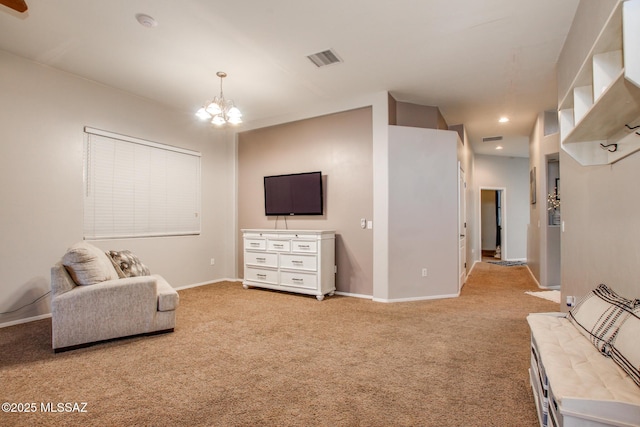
[[306, 49, 343, 68], [482, 136, 503, 142]]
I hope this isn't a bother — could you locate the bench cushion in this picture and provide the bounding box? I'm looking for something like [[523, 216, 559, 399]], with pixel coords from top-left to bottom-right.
[[528, 313, 640, 404]]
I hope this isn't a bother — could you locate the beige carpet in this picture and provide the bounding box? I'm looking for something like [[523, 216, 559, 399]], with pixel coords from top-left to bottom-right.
[[0, 262, 558, 426], [525, 290, 561, 304]]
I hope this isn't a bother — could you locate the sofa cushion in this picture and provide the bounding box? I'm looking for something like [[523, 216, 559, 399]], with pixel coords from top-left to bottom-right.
[[567, 284, 638, 353], [107, 250, 150, 278], [609, 309, 640, 387], [62, 242, 119, 286]]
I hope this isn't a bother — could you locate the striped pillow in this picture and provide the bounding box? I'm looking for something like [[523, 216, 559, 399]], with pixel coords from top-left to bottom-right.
[[609, 308, 640, 387], [567, 284, 638, 354]]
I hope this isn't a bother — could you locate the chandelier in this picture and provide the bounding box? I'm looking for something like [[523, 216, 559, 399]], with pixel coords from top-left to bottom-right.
[[196, 71, 242, 125]]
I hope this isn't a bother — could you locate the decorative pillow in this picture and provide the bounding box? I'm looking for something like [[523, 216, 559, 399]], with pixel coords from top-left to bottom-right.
[[107, 250, 150, 278], [567, 284, 638, 353], [609, 308, 640, 387], [62, 242, 119, 286]]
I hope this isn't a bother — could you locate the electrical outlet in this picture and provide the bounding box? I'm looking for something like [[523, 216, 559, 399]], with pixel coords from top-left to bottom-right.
[[210, 258, 215, 266], [360, 218, 366, 229], [421, 268, 428, 277]]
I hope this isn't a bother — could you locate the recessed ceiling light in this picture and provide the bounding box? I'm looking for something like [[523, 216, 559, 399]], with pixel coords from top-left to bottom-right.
[[499, 117, 509, 123], [135, 13, 158, 28], [496, 146, 504, 150]]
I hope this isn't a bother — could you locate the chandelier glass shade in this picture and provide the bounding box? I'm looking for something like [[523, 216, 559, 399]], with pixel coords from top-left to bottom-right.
[[196, 71, 242, 125]]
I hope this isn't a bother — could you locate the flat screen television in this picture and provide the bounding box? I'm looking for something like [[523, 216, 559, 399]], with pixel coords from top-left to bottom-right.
[[264, 171, 323, 216]]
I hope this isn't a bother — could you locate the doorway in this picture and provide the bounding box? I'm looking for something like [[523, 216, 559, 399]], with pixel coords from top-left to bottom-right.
[[480, 188, 506, 262]]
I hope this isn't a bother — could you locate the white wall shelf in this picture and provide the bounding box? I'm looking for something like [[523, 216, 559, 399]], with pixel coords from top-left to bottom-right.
[[559, 0, 640, 166]]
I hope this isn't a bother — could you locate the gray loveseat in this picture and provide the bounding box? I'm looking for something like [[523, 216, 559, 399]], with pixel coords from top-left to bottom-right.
[[51, 242, 179, 352]]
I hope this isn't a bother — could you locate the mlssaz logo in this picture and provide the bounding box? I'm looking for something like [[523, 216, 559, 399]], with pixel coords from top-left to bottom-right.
[[41, 402, 88, 413]]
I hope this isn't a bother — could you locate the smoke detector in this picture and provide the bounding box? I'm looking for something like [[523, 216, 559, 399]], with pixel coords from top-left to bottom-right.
[[135, 13, 158, 28]]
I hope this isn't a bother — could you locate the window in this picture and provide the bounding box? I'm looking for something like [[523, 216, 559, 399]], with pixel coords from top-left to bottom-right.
[[83, 127, 201, 239]]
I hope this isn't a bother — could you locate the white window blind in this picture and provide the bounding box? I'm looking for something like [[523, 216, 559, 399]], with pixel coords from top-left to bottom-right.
[[83, 127, 201, 239]]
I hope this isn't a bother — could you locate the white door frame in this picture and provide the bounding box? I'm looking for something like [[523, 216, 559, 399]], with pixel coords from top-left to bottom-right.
[[458, 163, 466, 290], [478, 187, 507, 261]]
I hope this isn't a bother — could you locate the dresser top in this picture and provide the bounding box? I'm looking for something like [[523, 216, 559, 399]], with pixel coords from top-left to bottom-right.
[[242, 229, 335, 236]]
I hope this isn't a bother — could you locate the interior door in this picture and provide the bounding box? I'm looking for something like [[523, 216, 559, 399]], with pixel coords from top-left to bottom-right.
[[459, 164, 467, 289]]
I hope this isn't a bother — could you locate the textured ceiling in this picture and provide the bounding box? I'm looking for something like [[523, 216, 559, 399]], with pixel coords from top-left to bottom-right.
[[0, 0, 580, 157]]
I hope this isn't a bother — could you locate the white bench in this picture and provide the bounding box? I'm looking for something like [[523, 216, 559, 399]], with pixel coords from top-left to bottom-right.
[[528, 312, 640, 427]]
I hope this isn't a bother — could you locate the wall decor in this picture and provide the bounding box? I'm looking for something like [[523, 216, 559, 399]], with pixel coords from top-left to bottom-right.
[[530, 167, 536, 205]]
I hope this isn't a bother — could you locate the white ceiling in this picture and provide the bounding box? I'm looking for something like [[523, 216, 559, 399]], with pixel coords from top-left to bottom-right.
[[0, 0, 579, 157]]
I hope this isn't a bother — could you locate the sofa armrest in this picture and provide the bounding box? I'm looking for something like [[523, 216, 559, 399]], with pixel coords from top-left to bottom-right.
[[51, 262, 78, 296]]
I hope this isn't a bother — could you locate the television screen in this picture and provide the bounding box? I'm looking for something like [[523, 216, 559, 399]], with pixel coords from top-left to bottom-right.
[[264, 171, 323, 216]]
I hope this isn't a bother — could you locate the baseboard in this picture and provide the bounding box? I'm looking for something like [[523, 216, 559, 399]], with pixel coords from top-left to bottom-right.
[[0, 313, 51, 329], [468, 260, 480, 275], [525, 265, 544, 289], [182, 282, 375, 300], [373, 293, 459, 303], [174, 278, 242, 291], [334, 291, 372, 300]]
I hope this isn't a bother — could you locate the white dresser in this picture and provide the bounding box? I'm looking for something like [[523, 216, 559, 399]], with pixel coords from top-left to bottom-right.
[[242, 229, 336, 301]]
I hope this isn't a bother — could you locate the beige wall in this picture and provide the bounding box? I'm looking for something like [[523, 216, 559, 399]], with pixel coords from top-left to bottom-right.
[[561, 148, 640, 303], [389, 97, 449, 130], [559, 0, 640, 304], [388, 126, 459, 299], [473, 155, 529, 261], [0, 50, 236, 326], [237, 108, 374, 296], [528, 112, 561, 287]]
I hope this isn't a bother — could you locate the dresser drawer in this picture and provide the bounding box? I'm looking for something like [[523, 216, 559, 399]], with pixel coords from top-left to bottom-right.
[[245, 252, 278, 268], [267, 239, 291, 252], [280, 271, 317, 289], [245, 267, 278, 284], [292, 240, 317, 253], [245, 238, 266, 251], [280, 254, 317, 271]]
